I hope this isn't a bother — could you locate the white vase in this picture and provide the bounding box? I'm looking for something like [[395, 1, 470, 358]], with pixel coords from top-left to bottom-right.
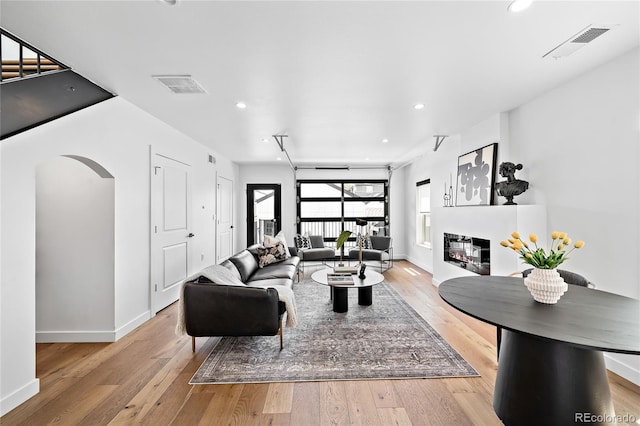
[[524, 268, 568, 304]]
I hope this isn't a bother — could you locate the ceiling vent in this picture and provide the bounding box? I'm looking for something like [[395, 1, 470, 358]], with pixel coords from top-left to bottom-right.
[[543, 24, 614, 59], [152, 75, 206, 94]]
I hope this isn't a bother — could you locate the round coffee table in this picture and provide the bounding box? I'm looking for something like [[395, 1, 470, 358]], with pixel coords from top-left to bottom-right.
[[311, 268, 384, 313]]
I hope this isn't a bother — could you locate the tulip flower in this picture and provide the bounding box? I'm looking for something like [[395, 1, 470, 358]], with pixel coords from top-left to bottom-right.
[[503, 230, 584, 269]]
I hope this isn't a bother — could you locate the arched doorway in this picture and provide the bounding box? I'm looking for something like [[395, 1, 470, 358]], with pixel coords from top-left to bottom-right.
[[35, 155, 115, 342]]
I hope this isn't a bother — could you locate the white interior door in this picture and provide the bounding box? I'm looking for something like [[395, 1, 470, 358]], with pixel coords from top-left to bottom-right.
[[217, 175, 234, 262], [151, 153, 192, 314]]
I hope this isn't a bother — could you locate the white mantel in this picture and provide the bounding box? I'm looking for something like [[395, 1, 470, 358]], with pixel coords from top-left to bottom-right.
[[432, 204, 547, 285]]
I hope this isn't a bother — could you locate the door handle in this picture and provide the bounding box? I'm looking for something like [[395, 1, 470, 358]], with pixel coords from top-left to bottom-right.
[[187, 233, 195, 238]]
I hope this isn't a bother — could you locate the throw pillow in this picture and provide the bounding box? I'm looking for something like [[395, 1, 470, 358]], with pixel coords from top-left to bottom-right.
[[264, 231, 292, 259], [257, 242, 288, 268], [294, 234, 311, 249], [196, 264, 247, 286], [264, 234, 279, 246], [274, 230, 292, 258], [309, 235, 325, 248]]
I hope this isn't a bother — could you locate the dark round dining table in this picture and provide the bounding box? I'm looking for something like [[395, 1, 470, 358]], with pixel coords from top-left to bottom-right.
[[439, 275, 640, 426]]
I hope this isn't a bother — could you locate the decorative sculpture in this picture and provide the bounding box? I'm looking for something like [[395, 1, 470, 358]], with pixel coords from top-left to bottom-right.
[[495, 162, 529, 205], [359, 263, 367, 279]]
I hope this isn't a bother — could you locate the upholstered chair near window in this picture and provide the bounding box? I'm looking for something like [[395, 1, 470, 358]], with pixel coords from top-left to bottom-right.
[[348, 236, 393, 272], [294, 234, 335, 272]]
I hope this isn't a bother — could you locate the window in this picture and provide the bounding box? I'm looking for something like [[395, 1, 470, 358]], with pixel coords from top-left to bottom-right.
[[297, 180, 389, 250], [416, 179, 431, 247]]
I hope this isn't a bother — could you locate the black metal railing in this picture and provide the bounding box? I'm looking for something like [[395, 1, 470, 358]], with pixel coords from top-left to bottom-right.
[[1, 28, 67, 82]]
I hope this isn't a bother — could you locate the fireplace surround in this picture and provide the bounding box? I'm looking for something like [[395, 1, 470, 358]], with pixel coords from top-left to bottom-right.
[[444, 233, 490, 275]]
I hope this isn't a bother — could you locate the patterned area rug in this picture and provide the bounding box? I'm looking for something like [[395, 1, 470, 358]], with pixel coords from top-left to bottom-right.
[[190, 279, 478, 384]]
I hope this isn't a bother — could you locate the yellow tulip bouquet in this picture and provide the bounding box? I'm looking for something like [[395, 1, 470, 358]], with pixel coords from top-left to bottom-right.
[[501, 231, 585, 269]]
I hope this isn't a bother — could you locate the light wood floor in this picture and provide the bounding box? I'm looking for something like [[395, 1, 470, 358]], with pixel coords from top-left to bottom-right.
[[2, 261, 639, 425]]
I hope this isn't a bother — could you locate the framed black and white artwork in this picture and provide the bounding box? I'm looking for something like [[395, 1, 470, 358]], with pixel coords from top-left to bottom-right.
[[455, 143, 498, 206]]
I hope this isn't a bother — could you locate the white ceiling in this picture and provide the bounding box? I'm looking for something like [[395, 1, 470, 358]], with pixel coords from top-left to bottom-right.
[[2, 1, 638, 167]]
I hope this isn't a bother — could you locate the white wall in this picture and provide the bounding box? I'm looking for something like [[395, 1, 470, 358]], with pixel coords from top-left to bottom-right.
[[0, 96, 235, 414], [509, 47, 640, 385], [0, 125, 5, 415], [36, 156, 115, 341], [400, 48, 639, 384], [389, 166, 407, 260], [401, 134, 462, 273]]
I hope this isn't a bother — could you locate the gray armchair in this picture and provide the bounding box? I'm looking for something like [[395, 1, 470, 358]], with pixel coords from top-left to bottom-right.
[[294, 235, 335, 272], [348, 236, 393, 272]]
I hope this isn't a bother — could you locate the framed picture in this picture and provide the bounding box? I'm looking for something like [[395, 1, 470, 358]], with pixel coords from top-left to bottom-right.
[[455, 143, 498, 206]]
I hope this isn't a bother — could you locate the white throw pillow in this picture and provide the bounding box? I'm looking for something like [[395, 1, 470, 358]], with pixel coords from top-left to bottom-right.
[[198, 264, 247, 286], [264, 235, 279, 246], [265, 231, 292, 259]]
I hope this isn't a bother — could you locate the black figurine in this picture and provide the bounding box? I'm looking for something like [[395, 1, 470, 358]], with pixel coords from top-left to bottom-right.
[[495, 162, 529, 205], [358, 263, 367, 279]]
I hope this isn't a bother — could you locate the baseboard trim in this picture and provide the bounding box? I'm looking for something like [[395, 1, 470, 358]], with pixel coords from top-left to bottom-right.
[[605, 354, 640, 386], [0, 378, 39, 416], [35, 311, 151, 343], [115, 310, 150, 340], [36, 330, 116, 343], [405, 256, 433, 276]]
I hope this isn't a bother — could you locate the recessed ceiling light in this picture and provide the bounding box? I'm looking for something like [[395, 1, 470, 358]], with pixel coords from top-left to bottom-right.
[[276, 157, 282, 161], [413, 103, 425, 110], [262, 138, 269, 143], [236, 102, 247, 109], [159, 0, 178, 5], [382, 139, 389, 143], [365, 157, 370, 161], [508, 0, 533, 12]]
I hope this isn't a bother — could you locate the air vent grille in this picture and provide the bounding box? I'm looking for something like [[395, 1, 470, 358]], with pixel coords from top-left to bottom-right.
[[152, 75, 206, 94], [543, 24, 616, 59], [571, 27, 610, 43]]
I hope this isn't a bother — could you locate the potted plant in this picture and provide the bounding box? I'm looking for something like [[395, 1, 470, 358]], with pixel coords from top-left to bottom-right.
[[335, 219, 369, 266], [501, 231, 585, 304], [335, 230, 353, 267]]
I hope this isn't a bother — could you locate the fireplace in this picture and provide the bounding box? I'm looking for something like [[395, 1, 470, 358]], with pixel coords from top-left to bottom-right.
[[444, 233, 490, 275]]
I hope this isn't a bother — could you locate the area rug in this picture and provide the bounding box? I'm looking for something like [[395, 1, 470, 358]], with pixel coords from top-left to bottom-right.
[[190, 279, 478, 384]]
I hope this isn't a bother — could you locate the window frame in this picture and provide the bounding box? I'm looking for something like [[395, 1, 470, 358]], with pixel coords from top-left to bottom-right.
[[416, 179, 431, 248], [296, 179, 389, 246]]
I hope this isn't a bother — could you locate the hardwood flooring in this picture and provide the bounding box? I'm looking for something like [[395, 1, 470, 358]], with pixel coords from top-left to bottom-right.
[[2, 261, 639, 425]]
